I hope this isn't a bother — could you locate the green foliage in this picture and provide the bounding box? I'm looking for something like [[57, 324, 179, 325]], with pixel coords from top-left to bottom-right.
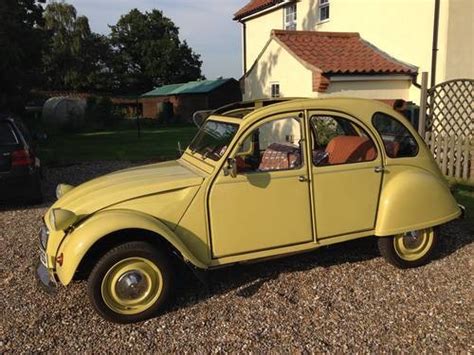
[[0, 0, 46, 112], [313, 117, 342, 146], [85, 96, 123, 129], [109, 9, 204, 94], [42, 2, 113, 91]]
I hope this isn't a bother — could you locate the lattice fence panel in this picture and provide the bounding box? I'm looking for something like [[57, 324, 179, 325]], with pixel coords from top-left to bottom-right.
[[426, 79, 473, 137]]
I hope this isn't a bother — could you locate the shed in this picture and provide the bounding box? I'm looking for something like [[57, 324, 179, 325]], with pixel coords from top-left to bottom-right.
[[141, 78, 242, 121]]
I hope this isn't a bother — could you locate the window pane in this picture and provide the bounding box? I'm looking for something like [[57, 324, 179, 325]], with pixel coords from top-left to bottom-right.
[[285, 3, 297, 30], [271, 84, 280, 98], [189, 120, 238, 161], [236, 117, 302, 173], [320, 5, 329, 21], [311, 115, 377, 166], [372, 112, 419, 158], [0, 122, 18, 145]]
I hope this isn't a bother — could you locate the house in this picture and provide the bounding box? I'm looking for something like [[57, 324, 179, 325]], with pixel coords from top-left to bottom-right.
[[242, 30, 418, 101], [141, 78, 242, 121], [234, 0, 473, 101]]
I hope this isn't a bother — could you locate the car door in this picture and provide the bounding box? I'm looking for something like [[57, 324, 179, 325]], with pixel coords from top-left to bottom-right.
[[208, 112, 313, 258], [309, 111, 383, 239]]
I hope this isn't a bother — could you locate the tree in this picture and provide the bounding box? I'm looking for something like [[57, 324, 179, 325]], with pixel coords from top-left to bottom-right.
[[109, 9, 204, 94], [0, 0, 45, 112], [42, 2, 112, 91]]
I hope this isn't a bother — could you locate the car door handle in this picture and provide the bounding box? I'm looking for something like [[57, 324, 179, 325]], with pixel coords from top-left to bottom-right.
[[298, 176, 308, 182], [374, 166, 385, 173]]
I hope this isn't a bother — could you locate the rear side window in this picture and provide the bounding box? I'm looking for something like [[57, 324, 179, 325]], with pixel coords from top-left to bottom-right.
[[0, 122, 19, 145], [372, 112, 418, 158]]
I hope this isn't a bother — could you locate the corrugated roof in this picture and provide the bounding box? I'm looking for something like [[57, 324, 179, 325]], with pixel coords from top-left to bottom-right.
[[273, 30, 418, 75], [234, 0, 282, 20], [142, 79, 233, 97]]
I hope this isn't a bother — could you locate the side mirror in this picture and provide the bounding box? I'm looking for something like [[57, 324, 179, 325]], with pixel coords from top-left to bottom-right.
[[223, 157, 237, 178]]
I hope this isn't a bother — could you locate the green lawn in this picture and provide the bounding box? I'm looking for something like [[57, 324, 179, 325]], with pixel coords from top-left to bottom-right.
[[39, 126, 198, 165], [452, 184, 474, 225]]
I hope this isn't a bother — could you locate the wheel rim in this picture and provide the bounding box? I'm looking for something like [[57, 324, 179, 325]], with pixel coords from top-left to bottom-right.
[[101, 257, 163, 315], [393, 228, 434, 261]]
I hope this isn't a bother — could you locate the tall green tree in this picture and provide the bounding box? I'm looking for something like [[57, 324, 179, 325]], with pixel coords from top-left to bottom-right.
[[109, 9, 204, 94], [42, 2, 112, 91], [0, 0, 45, 112]]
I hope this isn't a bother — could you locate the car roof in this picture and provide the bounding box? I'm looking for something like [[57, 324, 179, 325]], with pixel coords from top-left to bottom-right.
[[240, 97, 404, 128]]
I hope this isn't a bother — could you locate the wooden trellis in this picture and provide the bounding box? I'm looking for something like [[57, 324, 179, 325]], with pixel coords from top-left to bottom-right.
[[419, 75, 473, 181]]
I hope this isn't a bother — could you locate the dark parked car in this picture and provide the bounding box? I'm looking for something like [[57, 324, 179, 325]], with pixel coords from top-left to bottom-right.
[[0, 115, 42, 204]]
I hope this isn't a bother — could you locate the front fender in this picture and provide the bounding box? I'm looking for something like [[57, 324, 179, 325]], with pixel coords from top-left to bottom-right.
[[375, 168, 461, 236], [55, 209, 207, 285]]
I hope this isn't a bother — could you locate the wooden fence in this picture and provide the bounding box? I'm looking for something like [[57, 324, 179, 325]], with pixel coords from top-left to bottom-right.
[[418, 74, 473, 181], [424, 132, 473, 180]]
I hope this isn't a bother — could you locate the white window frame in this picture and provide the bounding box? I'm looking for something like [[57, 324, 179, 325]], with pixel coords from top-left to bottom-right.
[[284, 3, 297, 30], [319, 0, 330, 22], [271, 83, 280, 98]]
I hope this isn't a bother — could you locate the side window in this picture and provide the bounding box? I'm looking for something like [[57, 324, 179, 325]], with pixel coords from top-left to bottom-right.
[[0, 122, 19, 145], [372, 112, 419, 158], [311, 115, 377, 166], [236, 117, 302, 173]]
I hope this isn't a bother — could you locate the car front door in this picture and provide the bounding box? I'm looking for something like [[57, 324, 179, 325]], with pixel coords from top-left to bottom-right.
[[208, 112, 313, 258], [309, 111, 383, 239]]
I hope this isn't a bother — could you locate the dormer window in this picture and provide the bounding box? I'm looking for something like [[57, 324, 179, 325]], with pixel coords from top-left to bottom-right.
[[284, 3, 297, 30], [319, 0, 330, 21]]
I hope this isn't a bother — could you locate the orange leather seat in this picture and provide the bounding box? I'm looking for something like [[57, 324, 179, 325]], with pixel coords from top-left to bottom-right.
[[325, 136, 377, 165]]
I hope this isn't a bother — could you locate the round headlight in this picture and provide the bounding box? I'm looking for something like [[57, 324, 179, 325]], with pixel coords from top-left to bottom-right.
[[50, 208, 77, 231]]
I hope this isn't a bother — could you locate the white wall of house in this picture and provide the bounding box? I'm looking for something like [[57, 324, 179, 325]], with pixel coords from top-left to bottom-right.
[[244, 39, 314, 100], [244, 7, 286, 73], [320, 77, 413, 100]]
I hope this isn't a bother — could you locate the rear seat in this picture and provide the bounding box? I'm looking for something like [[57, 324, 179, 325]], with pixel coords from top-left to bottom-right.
[[325, 136, 377, 165]]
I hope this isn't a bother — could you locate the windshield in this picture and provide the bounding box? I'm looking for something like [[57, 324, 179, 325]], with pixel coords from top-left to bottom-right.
[[188, 120, 239, 161]]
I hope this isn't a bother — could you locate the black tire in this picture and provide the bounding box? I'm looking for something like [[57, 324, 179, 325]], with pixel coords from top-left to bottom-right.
[[87, 241, 174, 323], [377, 228, 438, 269]]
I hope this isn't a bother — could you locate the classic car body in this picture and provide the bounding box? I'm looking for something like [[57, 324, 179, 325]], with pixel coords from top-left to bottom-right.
[[37, 98, 462, 323]]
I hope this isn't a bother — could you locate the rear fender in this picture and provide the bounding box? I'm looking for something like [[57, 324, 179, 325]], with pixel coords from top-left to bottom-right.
[[375, 168, 461, 236], [55, 209, 207, 285]]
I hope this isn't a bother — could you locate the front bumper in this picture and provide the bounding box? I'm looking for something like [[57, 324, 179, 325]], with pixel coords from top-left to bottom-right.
[[35, 222, 57, 293], [35, 259, 57, 293]]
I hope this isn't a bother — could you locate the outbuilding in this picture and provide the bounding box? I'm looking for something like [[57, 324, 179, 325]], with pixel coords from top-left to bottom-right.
[[141, 78, 242, 121]]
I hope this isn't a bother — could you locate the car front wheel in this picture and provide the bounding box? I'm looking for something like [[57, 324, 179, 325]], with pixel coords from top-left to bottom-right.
[[87, 241, 174, 323], [378, 227, 438, 268]]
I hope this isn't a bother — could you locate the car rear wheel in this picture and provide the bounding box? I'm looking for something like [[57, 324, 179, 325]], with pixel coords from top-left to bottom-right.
[[87, 241, 174, 323], [378, 227, 437, 268]]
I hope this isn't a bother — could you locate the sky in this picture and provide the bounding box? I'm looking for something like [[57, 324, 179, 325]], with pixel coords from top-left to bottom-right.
[[60, 0, 248, 80]]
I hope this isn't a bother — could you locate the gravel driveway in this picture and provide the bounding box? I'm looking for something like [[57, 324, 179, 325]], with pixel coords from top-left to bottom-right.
[[1, 161, 473, 352]]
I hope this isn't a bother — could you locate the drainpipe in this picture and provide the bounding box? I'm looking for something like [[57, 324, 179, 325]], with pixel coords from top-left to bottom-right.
[[431, 0, 440, 87], [242, 21, 247, 74]]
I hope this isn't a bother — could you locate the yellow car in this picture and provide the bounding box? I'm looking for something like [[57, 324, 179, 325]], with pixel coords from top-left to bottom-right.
[[36, 98, 463, 323]]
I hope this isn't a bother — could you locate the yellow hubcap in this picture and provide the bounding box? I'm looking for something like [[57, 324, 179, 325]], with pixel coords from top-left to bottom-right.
[[393, 228, 434, 261], [101, 257, 163, 315]]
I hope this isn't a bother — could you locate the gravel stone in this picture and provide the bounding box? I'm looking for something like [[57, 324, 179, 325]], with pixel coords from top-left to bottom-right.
[[1, 161, 472, 352]]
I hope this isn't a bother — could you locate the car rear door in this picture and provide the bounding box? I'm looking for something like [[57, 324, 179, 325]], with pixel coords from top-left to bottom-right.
[[309, 111, 383, 239]]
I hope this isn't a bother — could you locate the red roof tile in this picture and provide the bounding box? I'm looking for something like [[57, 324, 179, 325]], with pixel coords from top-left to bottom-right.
[[273, 30, 417, 75], [234, 0, 282, 20]]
